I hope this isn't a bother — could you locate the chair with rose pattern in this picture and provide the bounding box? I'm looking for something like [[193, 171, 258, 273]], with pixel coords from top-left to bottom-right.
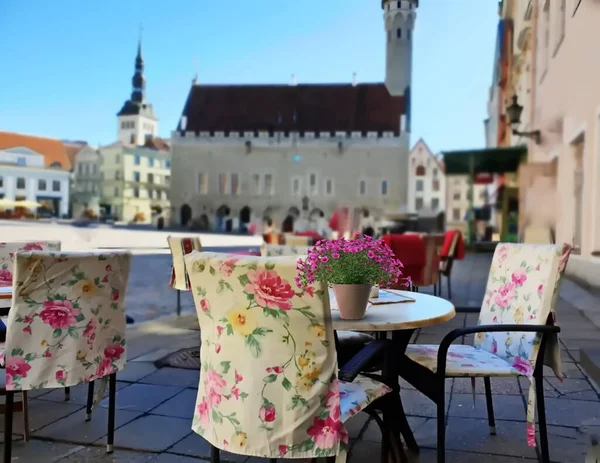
[[184, 252, 401, 462], [0, 241, 61, 442], [2, 250, 132, 462], [167, 236, 203, 316], [399, 243, 572, 463]]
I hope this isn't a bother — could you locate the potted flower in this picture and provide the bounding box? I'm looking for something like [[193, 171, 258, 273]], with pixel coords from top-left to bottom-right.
[[295, 234, 405, 320]]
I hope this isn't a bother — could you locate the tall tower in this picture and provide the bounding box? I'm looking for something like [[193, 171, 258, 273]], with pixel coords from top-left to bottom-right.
[[382, 0, 417, 97], [116, 40, 158, 146]]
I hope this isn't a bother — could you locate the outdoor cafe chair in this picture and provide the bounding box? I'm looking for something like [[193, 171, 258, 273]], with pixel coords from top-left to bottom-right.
[[167, 235, 202, 315], [184, 252, 401, 462], [398, 243, 572, 463], [1, 250, 132, 463], [0, 240, 62, 440]]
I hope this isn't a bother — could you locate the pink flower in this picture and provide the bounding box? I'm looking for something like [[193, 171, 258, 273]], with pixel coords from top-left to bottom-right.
[[278, 445, 289, 457], [196, 399, 210, 423], [0, 269, 12, 287], [216, 326, 223, 337], [5, 373, 14, 389], [245, 270, 295, 310], [512, 356, 533, 376], [55, 370, 67, 382], [111, 289, 120, 301], [259, 404, 276, 423], [22, 326, 32, 335], [494, 282, 515, 308], [527, 423, 536, 447], [220, 259, 237, 277], [231, 386, 240, 400], [96, 358, 114, 377], [23, 242, 43, 251], [83, 319, 96, 344], [306, 416, 348, 449], [497, 246, 509, 266], [5, 357, 31, 378], [40, 300, 80, 329], [325, 383, 341, 421], [200, 299, 210, 312], [511, 269, 527, 287], [304, 286, 315, 297], [205, 369, 227, 407], [537, 284, 543, 298], [215, 344, 222, 354], [43, 350, 51, 358], [104, 343, 125, 360], [105, 265, 112, 272], [102, 275, 109, 283], [235, 370, 243, 383]]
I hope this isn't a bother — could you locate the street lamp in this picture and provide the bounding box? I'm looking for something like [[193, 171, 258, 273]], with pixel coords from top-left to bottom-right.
[[506, 95, 541, 144]]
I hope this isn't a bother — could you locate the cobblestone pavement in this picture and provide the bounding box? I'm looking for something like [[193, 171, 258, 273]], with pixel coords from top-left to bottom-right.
[[1, 252, 600, 461]]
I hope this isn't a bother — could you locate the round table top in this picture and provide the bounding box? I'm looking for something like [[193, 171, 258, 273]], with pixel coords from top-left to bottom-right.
[[331, 290, 455, 332], [0, 287, 11, 300]]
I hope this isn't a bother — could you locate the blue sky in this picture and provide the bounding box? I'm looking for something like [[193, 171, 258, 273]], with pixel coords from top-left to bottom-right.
[[0, 1, 499, 153]]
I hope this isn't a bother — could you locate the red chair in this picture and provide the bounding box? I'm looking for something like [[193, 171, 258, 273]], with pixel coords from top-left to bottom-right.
[[438, 230, 465, 300], [382, 234, 439, 292]]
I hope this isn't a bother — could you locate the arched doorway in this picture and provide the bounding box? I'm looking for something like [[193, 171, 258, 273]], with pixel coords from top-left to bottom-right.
[[308, 208, 324, 229], [180, 204, 192, 227], [239, 206, 251, 224], [287, 206, 300, 219], [216, 205, 230, 232]]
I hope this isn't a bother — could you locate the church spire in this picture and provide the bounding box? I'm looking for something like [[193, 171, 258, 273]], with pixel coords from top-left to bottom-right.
[[131, 34, 145, 104]]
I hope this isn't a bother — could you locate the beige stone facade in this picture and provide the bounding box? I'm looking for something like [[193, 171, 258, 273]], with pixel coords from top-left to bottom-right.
[[170, 131, 409, 231]]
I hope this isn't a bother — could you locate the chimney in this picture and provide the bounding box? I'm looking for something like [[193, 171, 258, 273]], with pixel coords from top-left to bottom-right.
[[290, 74, 297, 86], [180, 116, 188, 131], [352, 72, 358, 86]]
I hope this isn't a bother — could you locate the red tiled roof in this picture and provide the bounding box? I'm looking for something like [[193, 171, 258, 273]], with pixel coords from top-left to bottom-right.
[[178, 83, 405, 135], [143, 137, 170, 151], [0, 131, 72, 170]]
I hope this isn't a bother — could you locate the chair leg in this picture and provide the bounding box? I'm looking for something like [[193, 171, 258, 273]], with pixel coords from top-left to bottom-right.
[[433, 283, 437, 296], [176, 290, 181, 316], [4, 390, 14, 463], [106, 374, 117, 453], [86, 381, 95, 421], [210, 445, 220, 463], [22, 391, 30, 442], [483, 377, 496, 435], [447, 276, 452, 300], [64, 386, 70, 401], [436, 384, 446, 463], [535, 375, 550, 463]]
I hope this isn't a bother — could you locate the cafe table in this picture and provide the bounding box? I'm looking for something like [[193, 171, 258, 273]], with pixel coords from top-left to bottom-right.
[[330, 289, 455, 457]]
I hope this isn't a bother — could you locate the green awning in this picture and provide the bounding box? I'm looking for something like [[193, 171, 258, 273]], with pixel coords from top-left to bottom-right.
[[442, 146, 527, 175]]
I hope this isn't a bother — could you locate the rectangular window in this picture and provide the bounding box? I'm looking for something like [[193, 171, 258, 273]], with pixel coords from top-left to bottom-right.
[[0, 176, 3, 187], [452, 208, 461, 221], [231, 173, 240, 196], [292, 176, 302, 196], [134, 155, 141, 166], [396, 28, 402, 39], [165, 160, 171, 169], [432, 179, 440, 192], [133, 188, 140, 198], [251, 174, 261, 195], [381, 180, 388, 196], [38, 179, 47, 191], [325, 178, 334, 196], [92, 164, 97, 175], [453, 191, 461, 200], [264, 174, 274, 196], [218, 173, 228, 195], [433, 168, 438, 177], [416, 179, 424, 192], [78, 164, 83, 175], [308, 173, 318, 195], [147, 173, 154, 184], [115, 170, 121, 180], [148, 158, 154, 167], [114, 187, 119, 196], [197, 173, 208, 194], [115, 154, 120, 164], [432, 198, 440, 211], [415, 197, 423, 211], [17, 157, 26, 166], [359, 179, 367, 196], [84, 164, 89, 175], [133, 172, 140, 182], [52, 180, 60, 192], [148, 189, 154, 199], [165, 175, 170, 186], [16, 177, 25, 189]]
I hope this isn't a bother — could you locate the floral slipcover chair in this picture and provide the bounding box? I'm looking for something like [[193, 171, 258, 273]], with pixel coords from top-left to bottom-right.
[[184, 252, 391, 461], [2, 250, 132, 460], [404, 243, 571, 460], [260, 244, 311, 258], [167, 236, 202, 291]]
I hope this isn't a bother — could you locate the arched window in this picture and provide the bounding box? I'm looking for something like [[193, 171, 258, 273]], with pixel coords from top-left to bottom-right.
[[415, 165, 426, 176], [50, 161, 62, 168]]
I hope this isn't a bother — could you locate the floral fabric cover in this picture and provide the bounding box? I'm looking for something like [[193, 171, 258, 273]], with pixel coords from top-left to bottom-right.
[[406, 243, 571, 447], [184, 252, 390, 459], [0, 241, 61, 287], [261, 244, 310, 257], [3, 251, 132, 391], [167, 236, 202, 291], [405, 344, 525, 376]]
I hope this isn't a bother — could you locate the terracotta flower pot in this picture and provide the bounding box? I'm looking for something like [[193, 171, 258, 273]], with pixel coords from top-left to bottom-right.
[[333, 284, 371, 320]]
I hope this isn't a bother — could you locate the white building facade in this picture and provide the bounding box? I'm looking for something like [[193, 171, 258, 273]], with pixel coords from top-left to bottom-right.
[[71, 145, 102, 218], [0, 147, 70, 216], [407, 139, 445, 217]]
